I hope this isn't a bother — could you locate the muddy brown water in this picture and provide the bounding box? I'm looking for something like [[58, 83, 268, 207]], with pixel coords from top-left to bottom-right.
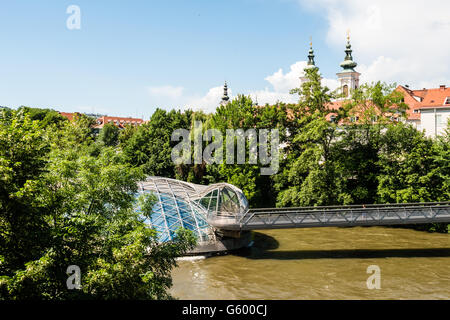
[[171, 226, 450, 299]]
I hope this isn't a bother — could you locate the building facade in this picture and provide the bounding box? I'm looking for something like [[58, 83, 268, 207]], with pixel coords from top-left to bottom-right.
[[59, 112, 145, 129], [397, 84, 450, 138]]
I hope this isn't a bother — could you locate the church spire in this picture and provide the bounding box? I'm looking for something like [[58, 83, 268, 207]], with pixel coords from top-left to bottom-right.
[[300, 38, 320, 85], [336, 31, 360, 99], [340, 31, 357, 72], [220, 81, 230, 106], [304, 37, 318, 71]]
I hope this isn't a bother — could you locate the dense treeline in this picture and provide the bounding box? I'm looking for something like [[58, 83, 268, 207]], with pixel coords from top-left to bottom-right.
[[0, 69, 449, 299], [0, 108, 195, 299]]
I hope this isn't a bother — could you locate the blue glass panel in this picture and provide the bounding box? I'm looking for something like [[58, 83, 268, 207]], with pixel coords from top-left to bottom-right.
[[137, 188, 216, 243]]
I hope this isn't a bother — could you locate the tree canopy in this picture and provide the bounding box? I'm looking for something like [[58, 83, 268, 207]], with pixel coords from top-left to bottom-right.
[[0, 109, 195, 300]]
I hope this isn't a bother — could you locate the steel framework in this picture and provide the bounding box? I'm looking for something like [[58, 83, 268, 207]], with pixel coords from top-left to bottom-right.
[[207, 202, 450, 231]]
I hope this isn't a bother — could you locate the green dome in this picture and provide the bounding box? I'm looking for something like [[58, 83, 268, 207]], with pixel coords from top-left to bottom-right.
[[304, 45, 318, 71], [340, 40, 357, 71]]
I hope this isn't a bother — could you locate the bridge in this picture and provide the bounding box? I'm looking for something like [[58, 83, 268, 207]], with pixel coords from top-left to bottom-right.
[[140, 177, 450, 253], [207, 202, 450, 231]]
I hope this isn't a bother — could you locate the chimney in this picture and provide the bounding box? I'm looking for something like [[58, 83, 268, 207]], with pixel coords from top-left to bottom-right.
[[440, 85, 446, 90]]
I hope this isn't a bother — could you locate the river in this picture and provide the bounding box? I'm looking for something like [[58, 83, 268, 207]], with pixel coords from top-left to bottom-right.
[[171, 226, 450, 299]]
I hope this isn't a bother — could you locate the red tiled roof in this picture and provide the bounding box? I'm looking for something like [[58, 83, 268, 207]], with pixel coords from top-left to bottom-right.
[[396, 85, 450, 119], [59, 112, 145, 128], [59, 112, 81, 121], [416, 86, 450, 108], [95, 116, 144, 128]]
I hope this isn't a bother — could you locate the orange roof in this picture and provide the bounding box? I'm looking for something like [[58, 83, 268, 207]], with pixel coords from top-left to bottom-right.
[[327, 100, 344, 111], [59, 112, 82, 121], [396, 85, 450, 120], [95, 116, 144, 129], [395, 86, 421, 120], [59, 112, 145, 128], [415, 86, 450, 108]]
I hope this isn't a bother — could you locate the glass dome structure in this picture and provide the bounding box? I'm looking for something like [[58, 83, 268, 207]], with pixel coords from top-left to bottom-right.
[[137, 177, 249, 244]]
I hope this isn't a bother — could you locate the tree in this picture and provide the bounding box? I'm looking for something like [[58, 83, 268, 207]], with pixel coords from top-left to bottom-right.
[[377, 122, 450, 203], [375, 121, 449, 232], [277, 67, 349, 206], [208, 95, 288, 207], [121, 109, 193, 178], [98, 122, 119, 147], [119, 123, 138, 146], [333, 82, 409, 204], [18, 106, 67, 128], [0, 109, 51, 277], [0, 110, 196, 300]]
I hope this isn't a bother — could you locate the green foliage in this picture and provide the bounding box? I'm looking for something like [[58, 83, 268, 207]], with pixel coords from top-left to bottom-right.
[[377, 122, 450, 203], [18, 106, 67, 128], [208, 95, 288, 207], [0, 109, 51, 274], [278, 68, 348, 206], [0, 110, 196, 300], [98, 123, 119, 147], [121, 108, 193, 178], [342, 82, 408, 125]]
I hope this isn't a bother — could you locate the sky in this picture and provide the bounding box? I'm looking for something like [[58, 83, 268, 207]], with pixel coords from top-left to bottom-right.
[[0, 0, 449, 119]]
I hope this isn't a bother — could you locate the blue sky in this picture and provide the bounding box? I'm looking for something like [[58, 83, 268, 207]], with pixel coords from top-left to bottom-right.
[[1, 1, 449, 118]]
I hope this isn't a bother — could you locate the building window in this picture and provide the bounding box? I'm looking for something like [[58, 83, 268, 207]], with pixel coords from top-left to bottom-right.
[[390, 116, 399, 122], [445, 97, 450, 105], [343, 85, 349, 97]]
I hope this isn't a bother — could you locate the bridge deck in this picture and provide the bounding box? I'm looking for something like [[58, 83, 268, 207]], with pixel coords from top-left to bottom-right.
[[208, 202, 450, 231]]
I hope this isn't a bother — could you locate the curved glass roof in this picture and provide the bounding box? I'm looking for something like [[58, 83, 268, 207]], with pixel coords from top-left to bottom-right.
[[137, 177, 249, 243]]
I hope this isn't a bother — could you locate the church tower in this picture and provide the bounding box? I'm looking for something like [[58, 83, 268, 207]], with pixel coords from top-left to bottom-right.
[[336, 32, 360, 99], [300, 39, 319, 84], [220, 81, 230, 106]]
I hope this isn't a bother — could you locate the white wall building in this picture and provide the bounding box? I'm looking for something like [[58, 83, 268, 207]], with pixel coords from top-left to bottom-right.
[[397, 85, 450, 138]]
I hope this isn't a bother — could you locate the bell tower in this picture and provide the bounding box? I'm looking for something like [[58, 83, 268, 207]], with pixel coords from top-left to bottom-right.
[[336, 31, 360, 99]]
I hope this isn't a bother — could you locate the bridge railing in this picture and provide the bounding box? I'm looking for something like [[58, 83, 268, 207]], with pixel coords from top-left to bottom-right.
[[207, 202, 450, 231], [246, 201, 450, 213]]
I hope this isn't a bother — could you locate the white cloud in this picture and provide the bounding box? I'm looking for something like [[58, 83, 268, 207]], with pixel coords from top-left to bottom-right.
[[299, 0, 450, 88], [186, 86, 229, 113], [147, 60, 343, 111], [147, 60, 343, 112], [251, 61, 340, 105], [147, 85, 229, 114], [264, 61, 307, 92], [248, 89, 297, 105]]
